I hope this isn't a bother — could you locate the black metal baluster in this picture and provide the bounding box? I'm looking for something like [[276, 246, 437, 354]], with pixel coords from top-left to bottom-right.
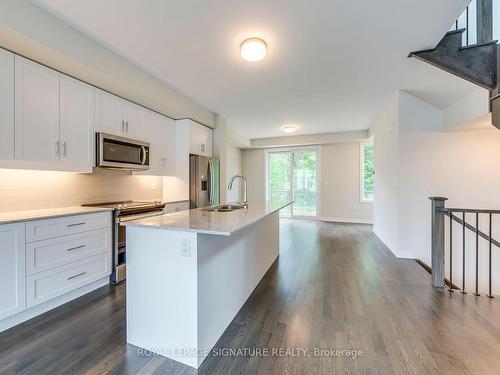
[[462, 212, 467, 294], [449, 213, 454, 292], [456, 19, 459, 31], [466, 6, 469, 45], [474, 213, 480, 296], [487, 213, 494, 298]]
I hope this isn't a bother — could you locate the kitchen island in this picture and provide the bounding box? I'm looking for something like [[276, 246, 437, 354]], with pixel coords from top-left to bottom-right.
[[123, 201, 292, 369]]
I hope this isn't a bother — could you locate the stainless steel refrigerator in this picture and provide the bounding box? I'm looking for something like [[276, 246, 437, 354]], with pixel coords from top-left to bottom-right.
[[189, 155, 220, 208]]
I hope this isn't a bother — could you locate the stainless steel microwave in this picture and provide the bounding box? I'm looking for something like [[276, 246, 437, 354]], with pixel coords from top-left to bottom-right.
[[96, 132, 150, 170]]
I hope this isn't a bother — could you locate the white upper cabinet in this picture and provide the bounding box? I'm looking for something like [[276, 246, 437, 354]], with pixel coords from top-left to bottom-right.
[[0, 223, 26, 321], [95, 89, 123, 136], [15, 56, 60, 163], [0, 49, 14, 160], [95, 89, 147, 140], [60, 75, 95, 171], [140, 111, 175, 176], [121, 101, 147, 140], [179, 119, 212, 157]]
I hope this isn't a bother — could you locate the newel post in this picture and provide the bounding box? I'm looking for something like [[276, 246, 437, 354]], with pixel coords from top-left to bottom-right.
[[429, 197, 448, 288]]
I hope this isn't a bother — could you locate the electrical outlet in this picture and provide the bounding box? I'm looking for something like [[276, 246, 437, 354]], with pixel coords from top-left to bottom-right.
[[180, 238, 191, 257]]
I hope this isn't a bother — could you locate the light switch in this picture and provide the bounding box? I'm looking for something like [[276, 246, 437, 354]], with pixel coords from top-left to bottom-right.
[[181, 238, 191, 257]]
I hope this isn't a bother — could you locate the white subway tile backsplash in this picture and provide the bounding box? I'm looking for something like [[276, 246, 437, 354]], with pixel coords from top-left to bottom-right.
[[0, 168, 162, 213]]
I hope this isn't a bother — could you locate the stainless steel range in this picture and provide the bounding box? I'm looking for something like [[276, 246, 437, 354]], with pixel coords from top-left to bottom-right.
[[82, 200, 165, 283]]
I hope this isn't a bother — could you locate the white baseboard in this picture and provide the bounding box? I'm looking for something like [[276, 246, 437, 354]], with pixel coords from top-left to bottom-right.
[[0, 276, 109, 333], [318, 217, 373, 224]]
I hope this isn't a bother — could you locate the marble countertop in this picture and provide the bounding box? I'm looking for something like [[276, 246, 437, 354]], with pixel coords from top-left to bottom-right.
[[0, 206, 114, 225], [122, 201, 293, 236]]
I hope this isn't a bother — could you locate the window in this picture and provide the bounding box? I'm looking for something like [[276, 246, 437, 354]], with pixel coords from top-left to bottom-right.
[[360, 141, 374, 202], [267, 148, 318, 217]]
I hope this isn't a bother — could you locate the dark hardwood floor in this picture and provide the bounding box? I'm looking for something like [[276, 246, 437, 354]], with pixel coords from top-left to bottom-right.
[[1, 219, 500, 374]]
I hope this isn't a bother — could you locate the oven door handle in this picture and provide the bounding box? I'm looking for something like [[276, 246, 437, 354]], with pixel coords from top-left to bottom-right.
[[119, 210, 164, 223]]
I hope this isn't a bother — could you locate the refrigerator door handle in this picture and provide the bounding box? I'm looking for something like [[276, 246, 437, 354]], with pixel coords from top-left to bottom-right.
[[208, 159, 213, 205]]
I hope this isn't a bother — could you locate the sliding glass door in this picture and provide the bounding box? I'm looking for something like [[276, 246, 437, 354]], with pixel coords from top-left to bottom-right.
[[268, 149, 318, 217]]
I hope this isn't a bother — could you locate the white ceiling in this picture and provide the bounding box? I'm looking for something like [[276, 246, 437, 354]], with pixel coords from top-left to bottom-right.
[[31, 0, 467, 139], [401, 59, 488, 110]]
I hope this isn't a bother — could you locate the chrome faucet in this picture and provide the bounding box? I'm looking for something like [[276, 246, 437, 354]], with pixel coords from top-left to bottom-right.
[[228, 174, 248, 208]]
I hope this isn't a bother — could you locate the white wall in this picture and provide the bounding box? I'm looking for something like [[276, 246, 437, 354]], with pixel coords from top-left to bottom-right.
[[241, 149, 267, 202], [372, 94, 400, 253], [372, 90, 500, 294], [0, 168, 161, 212], [320, 143, 373, 223], [241, 143, 373, 223], [241, 149, 266, 206], [0, 0, 214, 126], [226, 144, 242, 202]]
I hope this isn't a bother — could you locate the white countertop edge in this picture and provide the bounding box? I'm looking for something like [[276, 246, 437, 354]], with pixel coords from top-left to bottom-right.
[[122, 201, 293, 236], [0, 207, 115, 225], [163, 199, 189, 204], [124, 223, 232, 236]]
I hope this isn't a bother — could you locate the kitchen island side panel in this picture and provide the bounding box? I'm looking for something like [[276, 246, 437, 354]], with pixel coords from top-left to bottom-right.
[[196, 211, 279, 366], [126, 226, 199, 368]]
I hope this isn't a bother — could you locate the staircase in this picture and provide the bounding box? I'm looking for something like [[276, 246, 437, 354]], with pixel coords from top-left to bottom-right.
[[409, 0, 500, 129]]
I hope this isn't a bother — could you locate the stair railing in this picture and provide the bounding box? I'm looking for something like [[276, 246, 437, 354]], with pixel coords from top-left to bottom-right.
[[451, 0, 497, 46], [430, 197, 497, 297]]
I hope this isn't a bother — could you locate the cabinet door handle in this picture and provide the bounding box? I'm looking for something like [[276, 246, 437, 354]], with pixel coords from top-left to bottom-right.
[[125, 121, 129, 132], [67, 222, 85, 227], [121, 120, 125, 132], [56, 140, 60, 155], [67, 245, 86, 252], [67, 272, 86, 280], [62, 141, 67, 157]]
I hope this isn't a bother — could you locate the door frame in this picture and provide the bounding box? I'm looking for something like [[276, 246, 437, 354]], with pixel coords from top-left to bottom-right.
[[265, 146, 321, 219]]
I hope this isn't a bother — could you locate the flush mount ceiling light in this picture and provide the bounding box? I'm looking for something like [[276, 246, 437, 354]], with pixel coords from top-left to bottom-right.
[[281, 124, 297, 134], [240, 38, 267, 62]]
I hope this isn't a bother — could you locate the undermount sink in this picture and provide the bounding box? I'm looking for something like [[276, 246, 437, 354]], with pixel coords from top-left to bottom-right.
[[202, 204, 245, 212]]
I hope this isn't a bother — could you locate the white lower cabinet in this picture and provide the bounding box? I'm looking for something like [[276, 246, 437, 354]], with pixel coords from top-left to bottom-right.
[[26, 212, 112, 243], [0, 223, 26, 320], [27, 252, 111, 308], [0, 212, 112, 329], [164, 201, 190, 214], [26, 228, 111, 275]]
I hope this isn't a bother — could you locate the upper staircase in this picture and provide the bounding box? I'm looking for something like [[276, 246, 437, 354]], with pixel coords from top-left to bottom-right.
[[409, 0, 500, 129]]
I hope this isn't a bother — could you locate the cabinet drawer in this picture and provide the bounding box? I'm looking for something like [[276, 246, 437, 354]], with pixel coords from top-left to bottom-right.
[[26, 228, 111, 275], [177, 201, 189, 211], [26, 212, 112, 242], [164, 201, 189, 213], [164, 203, 176, 214], [26, 253, 111, 308]]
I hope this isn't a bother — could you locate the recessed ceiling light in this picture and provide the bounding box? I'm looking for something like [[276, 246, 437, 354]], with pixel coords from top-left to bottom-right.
[[281, 125, 297, 134], [240, 38, 267, 62]]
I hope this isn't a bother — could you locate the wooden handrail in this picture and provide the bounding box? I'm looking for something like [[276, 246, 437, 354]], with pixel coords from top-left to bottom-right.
[[439, 207, 500, 214]]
